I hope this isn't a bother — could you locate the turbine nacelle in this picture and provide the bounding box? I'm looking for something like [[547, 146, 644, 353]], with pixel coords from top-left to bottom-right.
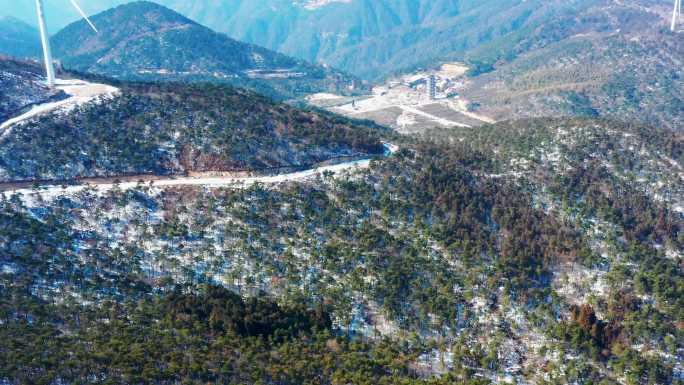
[[35, 0, 98, 88]]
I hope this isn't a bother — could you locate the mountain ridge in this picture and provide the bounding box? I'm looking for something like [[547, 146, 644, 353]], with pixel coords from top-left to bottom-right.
[[0, 57, 385, 182], [0, 15, 40, 59], [49, 1, 364, 100]]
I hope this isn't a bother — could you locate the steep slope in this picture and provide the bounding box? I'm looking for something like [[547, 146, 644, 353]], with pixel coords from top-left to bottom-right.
[[50, 1, 363, 99], [462, 1, 684, 131], [0, 16, 40, 59], [0, 57, 66, 122], [0, 83, 385, 182], [0, 61, 385, 182], [1, 117, 681, 384]]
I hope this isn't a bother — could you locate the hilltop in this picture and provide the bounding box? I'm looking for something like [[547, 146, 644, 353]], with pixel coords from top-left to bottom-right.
[[0, 57, 66, 122], [50, 1, 364, 100], [0, 58, 386, 183]]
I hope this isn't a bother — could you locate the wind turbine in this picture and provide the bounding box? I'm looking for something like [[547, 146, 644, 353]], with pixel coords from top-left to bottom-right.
[[35, 0, 99, 88], [673, 0, 682, 32]]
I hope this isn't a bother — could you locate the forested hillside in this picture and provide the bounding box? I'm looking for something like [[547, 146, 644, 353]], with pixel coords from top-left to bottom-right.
[[0, 57, 66, 122], [1, 117, 681, 384], [2, 284, 457, 384], [0, 16, 39, 59], [50, 1, 364, 100], [463, 2, 684, 131], [0, 80, 385, 182], [0, 1, 682, 384]]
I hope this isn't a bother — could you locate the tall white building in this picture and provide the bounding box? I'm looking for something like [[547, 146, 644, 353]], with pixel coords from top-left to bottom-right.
[[427, 75, 436, 100]]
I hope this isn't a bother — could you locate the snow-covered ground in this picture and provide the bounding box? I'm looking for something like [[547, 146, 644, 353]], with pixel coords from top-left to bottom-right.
[[0, 78, 119, 138], [0, 74, 397, 199], [3, 143, 398, 199], [300, 0, 352, 10], [396, 104, 470, 128]]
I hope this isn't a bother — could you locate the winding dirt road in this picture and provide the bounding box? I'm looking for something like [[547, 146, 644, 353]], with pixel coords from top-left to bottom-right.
[[1, 79, 119, 138], [2, 154, 393, 198], [0, 78, 398, 197]]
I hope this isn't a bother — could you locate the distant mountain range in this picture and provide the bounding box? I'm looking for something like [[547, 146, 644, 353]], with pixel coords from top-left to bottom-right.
[[0, 2, 363, 100], [0, 0, 606, 79], [0, 0, 681, 128], [0, 16, 40, 59], [3, 1, 679, 80], [462, 0, 684, 131]]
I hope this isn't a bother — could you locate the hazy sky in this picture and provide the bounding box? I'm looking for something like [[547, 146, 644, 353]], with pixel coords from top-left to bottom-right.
[[0, 0, 151, 30]]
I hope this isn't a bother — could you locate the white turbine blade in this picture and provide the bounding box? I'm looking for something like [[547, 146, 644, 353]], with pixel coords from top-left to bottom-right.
[[672, 0, 678, 31], [69, 0, 98, 33]]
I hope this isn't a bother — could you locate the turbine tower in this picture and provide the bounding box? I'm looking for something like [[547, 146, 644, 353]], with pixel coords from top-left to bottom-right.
[[35, 0, 55, 87], [34, 0, 99, 88], [673, 0, 682, 32]]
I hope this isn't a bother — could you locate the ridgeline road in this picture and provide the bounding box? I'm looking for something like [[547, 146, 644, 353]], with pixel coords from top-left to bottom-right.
[[0, 77, 398, 198], [0, 78, 119, 139], [2, 143, 399, 198]]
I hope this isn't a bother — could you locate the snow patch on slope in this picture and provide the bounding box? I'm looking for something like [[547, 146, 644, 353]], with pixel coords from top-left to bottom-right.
[[299, 0, 353, 10]]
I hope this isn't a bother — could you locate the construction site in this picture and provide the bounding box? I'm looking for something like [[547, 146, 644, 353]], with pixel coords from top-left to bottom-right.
[[306, 62, 494, 133]]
